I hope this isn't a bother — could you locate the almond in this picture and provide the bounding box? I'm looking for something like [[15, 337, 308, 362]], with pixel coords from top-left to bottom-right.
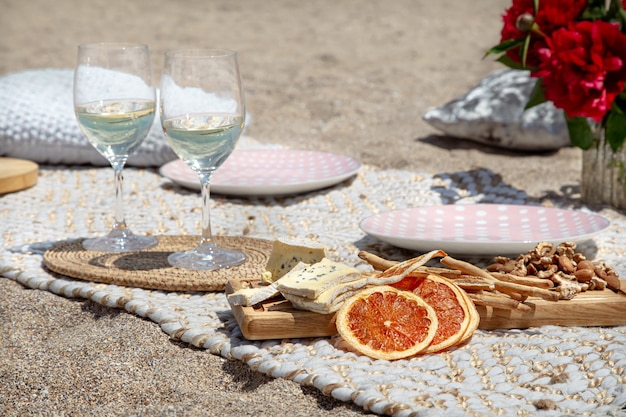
[[604, 273, 621, 292], [557, 255, 575, 274], [576, 260, 595, 271], [594, 267, 608, 280], [574, 269, 595, 283]]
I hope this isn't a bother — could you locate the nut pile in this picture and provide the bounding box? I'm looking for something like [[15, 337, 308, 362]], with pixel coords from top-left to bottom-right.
[[487, 241, 621, 299]]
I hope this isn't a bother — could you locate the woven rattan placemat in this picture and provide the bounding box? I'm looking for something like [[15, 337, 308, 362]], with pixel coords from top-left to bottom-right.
[[43, 235, 272, 291]]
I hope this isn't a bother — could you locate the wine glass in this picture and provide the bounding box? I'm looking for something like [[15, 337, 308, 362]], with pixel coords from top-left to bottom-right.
[[160, 49, 247, 270], [74, 42, 158, 252]]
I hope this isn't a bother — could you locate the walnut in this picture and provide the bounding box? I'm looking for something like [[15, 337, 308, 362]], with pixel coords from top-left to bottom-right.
[[510, 261, 528, 277], [588, 277, 607, 291], [493, 256, 510, 264], [595, 263, 621, 292], [555, 241, 577, 257], [534, 242, 556, 257], [526, 263, 538, 276], [540, 256, 553, 268], [536, 264, 558, 279], [551, 272, 584, 300]]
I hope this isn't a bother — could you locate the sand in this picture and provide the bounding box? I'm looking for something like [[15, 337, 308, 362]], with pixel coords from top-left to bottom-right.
[[0, 0, 586, 415]]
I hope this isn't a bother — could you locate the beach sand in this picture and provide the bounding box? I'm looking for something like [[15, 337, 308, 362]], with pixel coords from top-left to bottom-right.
[[0, 0, 584, 415]]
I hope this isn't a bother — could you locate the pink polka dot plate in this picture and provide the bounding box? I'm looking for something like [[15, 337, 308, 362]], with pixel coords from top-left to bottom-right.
[[359, 204, 610, 255], [159, 149, 361, 196]]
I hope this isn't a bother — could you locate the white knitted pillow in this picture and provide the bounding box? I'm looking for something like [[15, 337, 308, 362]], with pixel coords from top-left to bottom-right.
[[0, 69, 177, 167], [423, 69, 570, 151]]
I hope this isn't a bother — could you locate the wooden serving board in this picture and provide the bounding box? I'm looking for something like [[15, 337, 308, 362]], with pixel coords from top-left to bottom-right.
[[226, 278, 626, 340], [0, 157, 38, 194]]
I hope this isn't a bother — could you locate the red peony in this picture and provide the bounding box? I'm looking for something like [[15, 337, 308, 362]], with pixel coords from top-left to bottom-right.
[[489, 0, 626, 151], [532, 20, 626, 122], [500, 0, 587, 66]]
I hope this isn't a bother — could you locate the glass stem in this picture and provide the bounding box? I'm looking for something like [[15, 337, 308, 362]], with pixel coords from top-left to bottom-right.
[[198, 177, 215, 249], [113, 167, 128, 231]]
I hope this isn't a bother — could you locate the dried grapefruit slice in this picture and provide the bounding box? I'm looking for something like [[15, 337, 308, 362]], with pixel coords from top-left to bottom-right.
[[455, 281, 480, 344], [403, 273, 474, 353], [335, 286, 438, 360]]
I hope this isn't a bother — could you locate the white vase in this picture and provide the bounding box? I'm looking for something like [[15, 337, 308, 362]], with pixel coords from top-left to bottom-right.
[[581, 127, 626, 210]]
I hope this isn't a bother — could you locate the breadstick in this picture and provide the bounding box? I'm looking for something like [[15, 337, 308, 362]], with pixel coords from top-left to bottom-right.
[[503, 291, 528, 302], [358, 251, 396, 271], [451, 279, 496, 292], [468, 292, 532, 312], [440, 256, 497, 282], [416, 266, 462, 276], [491, 280, 559, 302], [490, 272, 554, 289]]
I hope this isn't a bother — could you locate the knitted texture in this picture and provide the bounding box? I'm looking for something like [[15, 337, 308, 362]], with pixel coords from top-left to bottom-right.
[[1, 139, 625, 416]]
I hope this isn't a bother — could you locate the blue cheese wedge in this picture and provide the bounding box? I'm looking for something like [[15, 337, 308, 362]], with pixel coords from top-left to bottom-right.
[[261, 238, 327, 284], [282, 277, 367, 314], [276, 258, 361, 299]]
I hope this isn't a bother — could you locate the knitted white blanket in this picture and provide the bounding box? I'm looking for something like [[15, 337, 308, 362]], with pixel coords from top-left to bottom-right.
[[1, 139, 625, 417]]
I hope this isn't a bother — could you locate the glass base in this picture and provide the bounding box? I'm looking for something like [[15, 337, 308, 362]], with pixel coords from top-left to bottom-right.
[[168, 244, 246, 270], [82, 229, 158, 252]]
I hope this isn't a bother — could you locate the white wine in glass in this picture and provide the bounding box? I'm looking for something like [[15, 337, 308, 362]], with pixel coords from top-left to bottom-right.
[[74, 42, 158, 252], [160, 49, 246, 270]]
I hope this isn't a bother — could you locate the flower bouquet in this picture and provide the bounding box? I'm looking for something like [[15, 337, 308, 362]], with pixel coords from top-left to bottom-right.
[[487, 0, 626, 208], [486, 0, 626, 150]]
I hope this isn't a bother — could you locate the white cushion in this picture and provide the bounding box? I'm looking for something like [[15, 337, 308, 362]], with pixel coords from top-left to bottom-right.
[[0, 69, 177, 166], [423, 69, 570, 151]]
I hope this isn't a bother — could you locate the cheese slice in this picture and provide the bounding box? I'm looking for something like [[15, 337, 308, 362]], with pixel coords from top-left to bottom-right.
[[283, 277, 367, 314], [261, 238, 327, 283], [276, 258, 361, 299], [227, 282, 281, 306]]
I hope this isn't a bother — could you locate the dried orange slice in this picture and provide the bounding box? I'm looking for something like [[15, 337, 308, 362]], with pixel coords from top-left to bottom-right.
[[455, 281, 480, 344], [335, 286, 438, 360], [402, 273, 475, 353]]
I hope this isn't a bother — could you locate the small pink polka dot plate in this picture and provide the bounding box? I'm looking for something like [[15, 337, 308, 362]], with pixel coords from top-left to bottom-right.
[[359, 204, 610, 255], [159, 149, 361, 196]]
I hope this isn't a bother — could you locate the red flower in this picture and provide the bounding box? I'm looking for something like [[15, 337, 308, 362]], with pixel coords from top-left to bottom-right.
[[532, 20, 626, 121], [500, 0, 587, 66]]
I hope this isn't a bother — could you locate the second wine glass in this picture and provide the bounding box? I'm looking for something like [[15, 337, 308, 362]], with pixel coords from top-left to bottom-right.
[[160, 49, 247, 270]]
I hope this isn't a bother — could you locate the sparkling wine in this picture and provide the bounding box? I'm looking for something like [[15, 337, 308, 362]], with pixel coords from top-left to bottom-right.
[[75, 99, 155, 160], [162, 113, 243, 173]]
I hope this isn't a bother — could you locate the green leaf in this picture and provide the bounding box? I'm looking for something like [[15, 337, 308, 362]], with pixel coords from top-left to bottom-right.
[[524, 78, 546, 110], [484, 38, 525, 58], [567, 117, 595, 150], [605, 109, 626, 152], [612, 91, 626, 113], [496, 55, 527, 70]]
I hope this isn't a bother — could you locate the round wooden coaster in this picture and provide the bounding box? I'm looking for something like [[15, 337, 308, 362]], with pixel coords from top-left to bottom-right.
[[43, 235, 272, 292], [0, 157, 38, 194]]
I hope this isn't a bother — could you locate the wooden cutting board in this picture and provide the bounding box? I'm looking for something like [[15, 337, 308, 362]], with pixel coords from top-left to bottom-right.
[[0, 157, 38, 194], [226, 278, 626, 340]]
